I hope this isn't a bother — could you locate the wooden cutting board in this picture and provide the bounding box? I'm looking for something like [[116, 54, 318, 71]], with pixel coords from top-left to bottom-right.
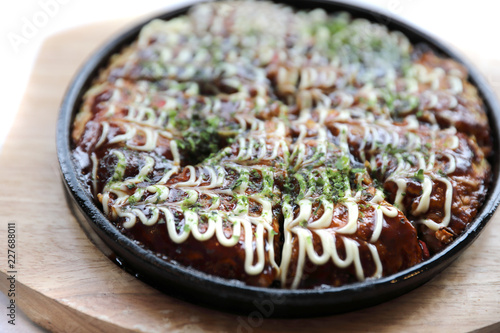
[[1, 19, 500, 333]]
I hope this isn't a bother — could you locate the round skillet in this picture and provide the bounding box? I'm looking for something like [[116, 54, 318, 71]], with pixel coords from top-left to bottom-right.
[[57, 0, 500, 317]]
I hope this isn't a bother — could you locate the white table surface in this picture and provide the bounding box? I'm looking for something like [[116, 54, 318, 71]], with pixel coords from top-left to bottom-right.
[[0, 0, 499, 332]]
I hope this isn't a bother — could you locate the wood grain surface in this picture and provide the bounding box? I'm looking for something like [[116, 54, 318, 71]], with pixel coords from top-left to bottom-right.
[[1, 20, 500, 333]]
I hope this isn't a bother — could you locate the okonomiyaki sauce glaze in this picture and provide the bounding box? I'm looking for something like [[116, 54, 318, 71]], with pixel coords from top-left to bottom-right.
[[71, 1, 491, 288]]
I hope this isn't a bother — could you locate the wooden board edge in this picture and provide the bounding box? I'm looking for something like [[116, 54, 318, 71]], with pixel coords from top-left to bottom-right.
[[0, 271, 138, 333]]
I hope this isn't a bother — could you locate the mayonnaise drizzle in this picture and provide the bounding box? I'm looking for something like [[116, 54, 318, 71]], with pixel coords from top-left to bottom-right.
[[86, 2, 478, 288]]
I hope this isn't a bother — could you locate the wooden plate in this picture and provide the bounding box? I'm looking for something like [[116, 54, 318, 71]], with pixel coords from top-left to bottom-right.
[[1, 3, 499, 333]]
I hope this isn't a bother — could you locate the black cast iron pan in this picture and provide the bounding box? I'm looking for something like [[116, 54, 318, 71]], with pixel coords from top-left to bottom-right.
[[57, 0, 500, 317]]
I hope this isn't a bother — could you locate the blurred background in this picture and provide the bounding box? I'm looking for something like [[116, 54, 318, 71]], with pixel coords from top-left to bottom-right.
[[0, 0, 499, 331]]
